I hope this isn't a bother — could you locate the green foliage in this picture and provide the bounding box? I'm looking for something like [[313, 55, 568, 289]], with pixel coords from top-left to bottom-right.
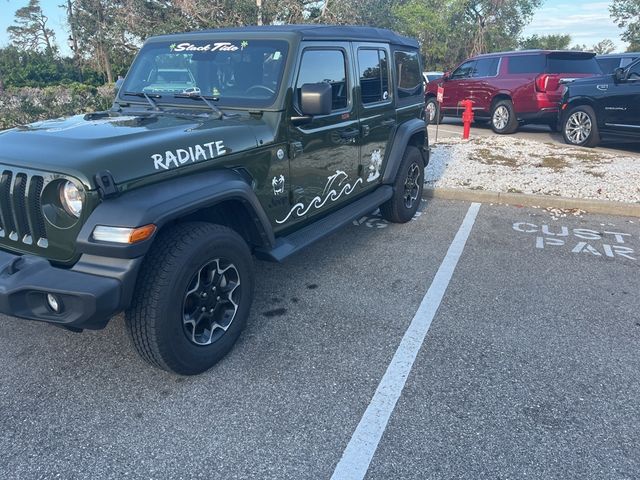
[[519, 34, 571, 50], [0, 84, 114, 130], [394, 0, 542, 70], [0, 47, 105, 88], [611, 0, 640, 49]]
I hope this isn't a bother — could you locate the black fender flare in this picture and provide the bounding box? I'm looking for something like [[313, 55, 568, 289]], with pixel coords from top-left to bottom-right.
[[76, 169, 275, 259], [382, 118, 429, 184]]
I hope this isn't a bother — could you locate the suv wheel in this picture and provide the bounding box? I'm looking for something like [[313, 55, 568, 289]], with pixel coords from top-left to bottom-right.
[[425, 97, 441, 124], [126, 222, 254, 375], [562, 105, 600, 147], [380, 146, 424, 223], [490, 99, 518, 134]]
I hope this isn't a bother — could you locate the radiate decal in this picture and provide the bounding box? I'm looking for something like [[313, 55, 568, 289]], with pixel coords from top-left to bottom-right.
[[276, 170, 362, 224], [151, 140, 226, 170]]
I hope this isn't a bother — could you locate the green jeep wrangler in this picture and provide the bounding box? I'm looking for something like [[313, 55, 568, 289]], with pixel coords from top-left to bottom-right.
[[0, 26, 428, 374]]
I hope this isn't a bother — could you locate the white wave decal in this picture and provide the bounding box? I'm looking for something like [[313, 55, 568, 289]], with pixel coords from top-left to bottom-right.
[[276, 170, 362, 224]]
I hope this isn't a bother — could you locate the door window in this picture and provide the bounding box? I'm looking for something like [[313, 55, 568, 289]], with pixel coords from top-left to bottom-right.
[[473, 58, 499, 78], [394, 50, 423, 99], [451, 61, 476, 79], [358, 49, 390, 104], [628, 61, 640, 80], [296, 49, 349, 111], [507, 55, 545, 74]]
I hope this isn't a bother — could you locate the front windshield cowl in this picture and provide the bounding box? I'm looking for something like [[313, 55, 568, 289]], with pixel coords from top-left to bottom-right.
[[119, 38, 289, 110]]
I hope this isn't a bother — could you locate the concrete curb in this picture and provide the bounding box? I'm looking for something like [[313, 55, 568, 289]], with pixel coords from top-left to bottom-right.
[[423, 187, 640, 218]]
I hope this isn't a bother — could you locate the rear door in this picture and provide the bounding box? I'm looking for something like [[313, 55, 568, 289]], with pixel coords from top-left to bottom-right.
[[355, 44, 395, 191], [441, 60, 475, 115], [469, 57, 500, 114]]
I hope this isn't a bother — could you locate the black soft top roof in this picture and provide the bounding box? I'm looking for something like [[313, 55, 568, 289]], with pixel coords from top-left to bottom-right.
[[151, 24, 419, 49]]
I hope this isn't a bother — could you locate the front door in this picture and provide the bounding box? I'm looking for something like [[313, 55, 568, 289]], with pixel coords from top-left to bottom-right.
[[280, 44, 361, 229], [442, 60, 476, 116], [602, 61, 640, 133], [355, 44, 395, 191]]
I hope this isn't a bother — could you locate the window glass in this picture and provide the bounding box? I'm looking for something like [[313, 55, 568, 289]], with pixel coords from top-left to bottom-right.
[[358, 49, 390, 104], [395, 51, 422, 98], [545, 55, 602, 74], [628, 61, 640, 79], [296, 49, 348, 111], [507, 55, 545, 74], [120, 39, 288, 108], [597, 57, 621, 73], [473, 58, 499, 77], [451, 61, 475, 79], [622, 57, 638, 68]]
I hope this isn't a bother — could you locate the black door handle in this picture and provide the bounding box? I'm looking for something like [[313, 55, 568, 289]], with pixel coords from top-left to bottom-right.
[[381, 119, 396, 127]]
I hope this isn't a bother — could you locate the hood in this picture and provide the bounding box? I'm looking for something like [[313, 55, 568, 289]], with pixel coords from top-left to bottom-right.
[[0, 111, 263, 189]]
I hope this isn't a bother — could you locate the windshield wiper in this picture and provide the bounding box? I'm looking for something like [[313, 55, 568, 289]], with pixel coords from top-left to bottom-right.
[[174, 90, 223, 119], [122, 91, 162, 111]]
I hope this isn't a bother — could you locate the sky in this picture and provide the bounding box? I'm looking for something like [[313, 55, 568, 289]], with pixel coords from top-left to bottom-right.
[[0, 0, 630, 56]]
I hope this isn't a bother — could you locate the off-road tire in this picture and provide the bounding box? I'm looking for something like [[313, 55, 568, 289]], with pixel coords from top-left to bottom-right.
[[380, 146, 424, 223], [562, 105, 600, 148], [425, 97, 442, 124], [490, 99, 519, 134], [126, 222, 254, 375]]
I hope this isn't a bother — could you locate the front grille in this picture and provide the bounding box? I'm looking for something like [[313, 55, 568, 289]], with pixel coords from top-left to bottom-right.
[[0, 169, 48, 248]]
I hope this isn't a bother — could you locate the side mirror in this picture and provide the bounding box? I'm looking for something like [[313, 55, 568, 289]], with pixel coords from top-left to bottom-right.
[[613, 67, 626, 82], [300, 82, 332, 116], [114, 77, 124, 94], [442, 71, 451, 81]]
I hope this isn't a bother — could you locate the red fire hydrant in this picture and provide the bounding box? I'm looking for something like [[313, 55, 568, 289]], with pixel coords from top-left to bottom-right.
[[459, 99, 474, 140]]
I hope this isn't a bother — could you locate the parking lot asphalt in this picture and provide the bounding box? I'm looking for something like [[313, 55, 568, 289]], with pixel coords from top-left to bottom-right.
[[428, 118, 640, 156], [1, 198, 639, 479]]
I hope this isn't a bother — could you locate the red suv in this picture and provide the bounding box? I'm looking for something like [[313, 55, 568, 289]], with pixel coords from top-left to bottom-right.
[[425, 50, 602, 134]]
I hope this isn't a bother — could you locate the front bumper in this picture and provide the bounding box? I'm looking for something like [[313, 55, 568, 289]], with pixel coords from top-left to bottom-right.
[[0, 250, 137, 329]]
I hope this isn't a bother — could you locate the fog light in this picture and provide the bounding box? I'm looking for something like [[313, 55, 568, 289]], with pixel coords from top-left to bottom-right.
[[46, 293, 62, 313]]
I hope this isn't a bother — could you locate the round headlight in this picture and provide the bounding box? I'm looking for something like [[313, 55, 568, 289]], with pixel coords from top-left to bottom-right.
[[59, 181, 84, 218]]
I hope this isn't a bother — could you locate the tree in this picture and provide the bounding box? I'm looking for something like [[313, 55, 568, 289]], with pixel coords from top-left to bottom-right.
[[571, 43, 589, 51], [592, 39, 616, 54], [519, 34, 571, 50], [464, 0, 543, 56], [7, 0, 57, 55], [394, 0, 543, 70], [611, 0, 640, 50]]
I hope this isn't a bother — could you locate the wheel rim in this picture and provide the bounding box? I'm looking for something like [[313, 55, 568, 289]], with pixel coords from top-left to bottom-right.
[[492, 105, 509, 130], [565, 111, 592, 144], [182, 258, 240, 346], [403, 162, 421, 209], [426, 102, 436, 122]]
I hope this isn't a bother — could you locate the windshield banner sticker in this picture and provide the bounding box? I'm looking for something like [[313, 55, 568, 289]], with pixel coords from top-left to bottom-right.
[[169, 42, 240, 53], [276, 170, 362, 224], [152, 140, 226, 170]]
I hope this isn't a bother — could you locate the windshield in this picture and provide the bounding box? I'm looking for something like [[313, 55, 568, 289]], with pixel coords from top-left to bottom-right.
[[120, 39, 289, 108]]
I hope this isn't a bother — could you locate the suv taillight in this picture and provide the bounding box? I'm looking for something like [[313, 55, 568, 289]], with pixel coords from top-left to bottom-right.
[[535, 74, 560, 92]]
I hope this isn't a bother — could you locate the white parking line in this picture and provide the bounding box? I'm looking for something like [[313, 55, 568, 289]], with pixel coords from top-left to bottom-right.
[[330, 202, 481, 480]]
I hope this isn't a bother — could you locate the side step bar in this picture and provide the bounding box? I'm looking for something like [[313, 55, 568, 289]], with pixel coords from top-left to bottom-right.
[[255, 185, 393, 262]]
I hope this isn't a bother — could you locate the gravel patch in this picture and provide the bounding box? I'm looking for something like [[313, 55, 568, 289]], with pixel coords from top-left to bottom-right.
[[425, 136, 640, 204]]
